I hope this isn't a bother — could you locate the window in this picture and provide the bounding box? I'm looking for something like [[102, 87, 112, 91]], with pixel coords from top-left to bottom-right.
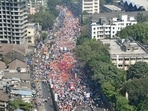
[[118, 65, 123, 67], [131, 58, 135, 60], [119, 58, 123, 61], [124, 58, 129, 61], [16, 37, 19, 40]]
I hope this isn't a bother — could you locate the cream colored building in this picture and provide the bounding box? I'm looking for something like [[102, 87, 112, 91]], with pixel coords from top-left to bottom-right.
[[101, 39, 148, 70], [79, 0, 100, 14], [27, 23, 38, 47], [28, 7, 36, 15]]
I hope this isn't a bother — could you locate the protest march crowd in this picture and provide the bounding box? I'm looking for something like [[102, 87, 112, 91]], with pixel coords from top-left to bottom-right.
[[31, 5, 108, 111]]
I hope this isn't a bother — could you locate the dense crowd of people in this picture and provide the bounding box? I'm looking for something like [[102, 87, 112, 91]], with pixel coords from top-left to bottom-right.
[[31, 5, 107, 111]]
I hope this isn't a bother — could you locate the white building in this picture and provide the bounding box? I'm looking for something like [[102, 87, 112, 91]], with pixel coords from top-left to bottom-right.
[[79, 0, 100, 14], [90, 15, 137, 40]]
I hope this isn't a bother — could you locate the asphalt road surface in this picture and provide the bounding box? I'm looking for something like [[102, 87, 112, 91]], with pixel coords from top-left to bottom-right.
[[41, 82, 55, 111]]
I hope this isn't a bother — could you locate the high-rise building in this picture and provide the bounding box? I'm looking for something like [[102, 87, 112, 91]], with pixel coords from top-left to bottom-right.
[[0, 0, 28, 45], [79, 0, 100, 14]]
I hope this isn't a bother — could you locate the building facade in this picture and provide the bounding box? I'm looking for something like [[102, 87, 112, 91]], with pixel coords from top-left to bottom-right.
[[101, 39, 148, 70], [28, 7, 36, 15], [90, 15, 137, 40], [0, 0, 28, 45], [79, 0, 100, 14], [27, 23, 38, 46]]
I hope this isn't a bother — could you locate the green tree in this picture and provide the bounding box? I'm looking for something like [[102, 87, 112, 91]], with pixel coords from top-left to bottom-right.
[[116, 23, 148, 44], [47, 0, 62, 16], [122, 77, 148, 107], [40, 32, 48, 40], [138, 98, 148, 111], [127, 62, 148, 80], [89, 61, 126, 88], [76, 34, 90, 45], [28, 10, 55, 30], [136, 13, 146, 22], [8, 99, 32, 111], [115, 95, 134, 111], [75, 39, 110, 67], [36, 11, 55, 30], [101, 82, 116, 101]]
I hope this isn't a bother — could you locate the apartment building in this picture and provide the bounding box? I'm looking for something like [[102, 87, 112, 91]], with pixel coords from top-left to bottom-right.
[[27, 23, 38, 46], [90, 15, 137, 40], [79, 0, 100, 14], [0, 0, 28, 45], [101, 38, 148, 70]]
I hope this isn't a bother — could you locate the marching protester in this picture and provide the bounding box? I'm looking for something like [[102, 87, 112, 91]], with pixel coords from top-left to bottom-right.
[[32, 5, 105, 111]]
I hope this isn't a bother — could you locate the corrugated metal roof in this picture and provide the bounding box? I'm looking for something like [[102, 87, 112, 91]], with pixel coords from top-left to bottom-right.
[[11, 89, 32, 96]]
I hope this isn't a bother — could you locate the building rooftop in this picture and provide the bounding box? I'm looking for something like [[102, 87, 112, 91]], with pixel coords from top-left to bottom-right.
[[4, 72, 30, 81], [91, 14, 136, 26], [0, 92, 9, 102], [121, 0, 148, 11], [103, 5, 122, 11], [27, 23, 37, 29], [0, 61, 6, 70], [11, 89, 32, 96], [101, 39, 147, 58], [84, 11, 148, 21], [8, 59, 27, 69], [0, 44, 26, 56]]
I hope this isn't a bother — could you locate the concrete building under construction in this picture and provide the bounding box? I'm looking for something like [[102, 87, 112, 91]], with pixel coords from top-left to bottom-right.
[[0, 0, 28, 45]]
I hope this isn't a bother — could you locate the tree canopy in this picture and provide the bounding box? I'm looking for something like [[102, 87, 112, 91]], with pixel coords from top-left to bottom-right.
[[116, 23, 148, 44], [47, 0, 61, 15], [28, 10, 55, 30], [121, 77, 148, 110], [40, 32, 48, 40], [75, 39, 110, 67], [136, 13, 148, 23], [138, 98, 148, 111], [127, 62, 148, 80], [74, 36, 131, 110], [115, 95, 134, 111], [8, 99, 32, 111], [137, 13, 146, 22], [120, 62, 148, 111]]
